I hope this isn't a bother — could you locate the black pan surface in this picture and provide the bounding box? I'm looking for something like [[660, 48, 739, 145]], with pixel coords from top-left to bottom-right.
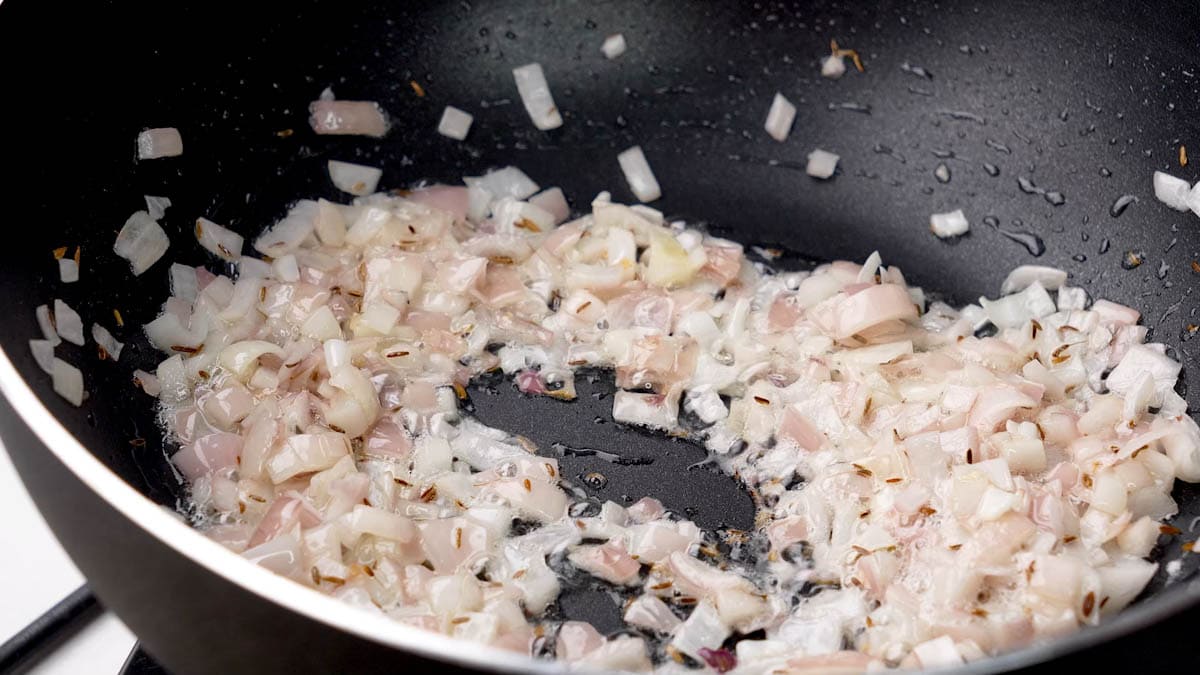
[[1, 0, 1199, 671]]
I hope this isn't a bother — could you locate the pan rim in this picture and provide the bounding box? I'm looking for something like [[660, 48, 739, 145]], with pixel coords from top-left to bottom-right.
[[1, 343, 1199, 673]]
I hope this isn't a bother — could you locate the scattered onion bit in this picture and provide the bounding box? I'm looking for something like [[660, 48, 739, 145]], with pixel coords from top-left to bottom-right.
[[410, 80, 426, 97], [52, 246, 68, 260], [830, 39, 865, 72]]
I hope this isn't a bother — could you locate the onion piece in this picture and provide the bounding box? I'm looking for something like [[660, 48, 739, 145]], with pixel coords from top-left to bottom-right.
[[465, 166, 540, 201], [35, 304, 61, 346], [255, 200, 318, 256], [437, 106, 474, 141], [113, 211, 170, 275], [194, 217, 244, 261], [308, 100, 389, 137], [144, 195, 172, 220], [29, 339, 54, 374], [328, 160, 382, 196], [1189, 181, 1200, 218], [53, 299, 84, 346], [1153, 171, 1191, 211], [1001, 265, 1067, 294], [617, 146, 662, 203], [764, 93, 797, 142], [806, 149, 840, 179], [528, 187, 570, 225], [930, 209, 969, 238], [821, 54, 847, 78], [91, 324, 123, 361], [51, 358, 84, 406], [58, 258, 79, 284], [136, 127, 183, 159], [512, 63, 563, 131], [601, 34, 627, 59], [169, 264, 199, 302]]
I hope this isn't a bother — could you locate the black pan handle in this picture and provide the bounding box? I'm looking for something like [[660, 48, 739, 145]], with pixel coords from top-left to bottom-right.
[[0, 584, 100, 674]]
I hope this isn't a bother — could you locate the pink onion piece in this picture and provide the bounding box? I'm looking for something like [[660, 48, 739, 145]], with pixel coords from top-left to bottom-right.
[[308, 100, 389, 137]]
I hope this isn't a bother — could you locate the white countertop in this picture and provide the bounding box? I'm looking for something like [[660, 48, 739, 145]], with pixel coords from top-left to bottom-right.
[[0, 440, 138, 674]]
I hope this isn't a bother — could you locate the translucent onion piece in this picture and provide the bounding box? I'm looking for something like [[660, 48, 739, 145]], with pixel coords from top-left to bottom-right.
[[136, 127, 183, 159], [617, 146, 662, 203], [113, 211, 169, 275], [328, 160, 382, 196], [437, 106, 474, 141], [512, 63, 563, 130]]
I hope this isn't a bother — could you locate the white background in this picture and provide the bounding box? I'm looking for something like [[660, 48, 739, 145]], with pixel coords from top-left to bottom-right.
[[0, 440, 138, 674]]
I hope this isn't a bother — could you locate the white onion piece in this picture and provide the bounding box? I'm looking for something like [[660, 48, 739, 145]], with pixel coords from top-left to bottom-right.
[[1057, 285, 1087, 311], [764, 92, 796, 142], [1001, 265, 1067, 294], [267, 432, 350, 483], [58, 258, 79, 283], [169, 264, 199, 302], [144, 195, 172, 220], [255, 200, 317, 256], [980, 281, 1056, 329], [1153, 171, 1191, 211], [29, 339, 54, 374], [821, 54, 847, 78], [238, 257, 271, 279], [308, 100, 389, 137], [144, 312, 205, 352], [136, 127, 183, 159], [806, 149, 840, 179], [1106, 344, 1181, 406], [51, 358, 84, 406], [155, 354, 189, 404], [113, 211, 169, 275], [512, 63, 563, 130], [272, 254, 300, 282], [617, 146, 662, 203], [35, 304, 60, 346], [328, 160, 382, 196], [437, 106, 474, 141], [52, 299, 84, 346], [601, 34, 627, 59], [528, 187, 570, 225], [132, 369, 160, 396], [91, 324, 123, 361], [930, 209, 969, 238], [670, 600, 730, 660], [1189, 181, 1200, 218], [464, 166, 540, 201], [194, 217, 244, 261], [219, 340, 286, 381]]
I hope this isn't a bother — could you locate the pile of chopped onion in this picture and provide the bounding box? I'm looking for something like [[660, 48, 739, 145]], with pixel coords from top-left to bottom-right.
[[105, 166, 1196, 673]]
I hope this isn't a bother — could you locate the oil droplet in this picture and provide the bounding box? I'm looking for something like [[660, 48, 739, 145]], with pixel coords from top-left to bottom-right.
[[1100, 167, 1112, 178], [1099, 238, 1111, 254], [935, 163, 951, 183], [997, 228, 1046, 256], [983, 163, 1000, 177], [1044, 191, 1066, 206], [1110, 194, 1138, 217], [1017, 176, 1041, 194], [1073, 254, 1087, 262], [582, 471, 609, 489], [1157, 260, 1170, 279], [1121, 250, 1145, 269], [986, 139, 1012, 154], [873, 144, 907, 163], [828, 102, 872, 114], [900, 62, 933, 79], [983, 215, 1000, 228]]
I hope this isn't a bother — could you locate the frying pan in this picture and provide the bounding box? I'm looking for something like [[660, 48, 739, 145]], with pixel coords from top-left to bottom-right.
[[1, 0, 1198, 672]]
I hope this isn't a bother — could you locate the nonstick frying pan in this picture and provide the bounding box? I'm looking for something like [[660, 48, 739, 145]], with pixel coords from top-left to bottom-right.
[[1, 0, 1198, 673]]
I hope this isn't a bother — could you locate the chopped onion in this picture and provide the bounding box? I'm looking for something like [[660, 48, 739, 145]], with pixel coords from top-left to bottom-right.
[[1153, 171, 1191, 211], [930, 209, 969, 238], [113, 211, 169, 275], [1000, 265, 1067, 294], [821, 54, 847, 78], [91, 324, 123, 361], [136, 127, 183, 159], [169, 264, 199, 302], [308, 100, 389, 137], [132, 369, 160, 396], [529, 187, 570, 225], [58, 258, 79, 283], [51, 358, 84, 406], [437, 106, 474, 141], [29, 339, 54, 374], [806, 149, 840, 179], [194, 217, 244, 261], [272, 254, 301, 282], [980, 281, 1056, 329], [254, 200, 318, 257], [601, 34, 627, 59], [764, 93, 796, 142], [617, 146, 662, 203], [464, 166, 539, 201], [1189, 181, 1200, 218], [144, 195, 172, 220], [328, 160, 382, 196], [35, 304, 60, 346], [53, 299, 84, 346], [512, 63, 563, 131]]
